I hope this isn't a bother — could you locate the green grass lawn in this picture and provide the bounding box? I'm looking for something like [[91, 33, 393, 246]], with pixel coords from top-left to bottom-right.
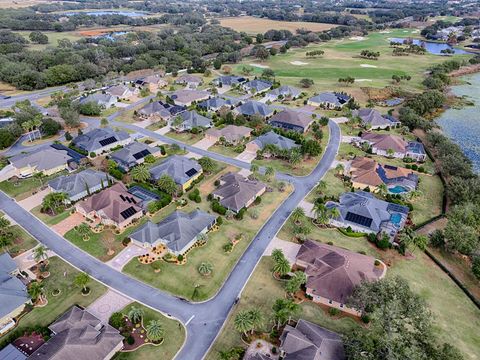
[[165, 131, 204, 145], [0, 172, 66, 200], [0, 257, 106, 349], [114, 303, 185, 360], [306, 169, 347, 203], [409, 174, 444, 225], [8, 225, 38, 257], [31, 206, 72, 226], [209, 144, 243, 158]]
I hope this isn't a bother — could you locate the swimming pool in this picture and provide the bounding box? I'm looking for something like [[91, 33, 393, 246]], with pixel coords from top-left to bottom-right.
[[390, 213, 402, 226], [389, 185, 408, 194]]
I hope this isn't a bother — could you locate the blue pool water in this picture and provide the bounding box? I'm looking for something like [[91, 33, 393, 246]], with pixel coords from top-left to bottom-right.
[[389, 37, 472, 55], [389, 185, 408, 194], [390, 213, 402, 226]]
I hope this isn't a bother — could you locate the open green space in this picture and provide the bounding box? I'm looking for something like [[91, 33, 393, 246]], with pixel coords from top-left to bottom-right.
[[306, 169, 347, 203], [208, 144, 243, 159], [410, 174, 444, 225], [15, 31, 83, 50]]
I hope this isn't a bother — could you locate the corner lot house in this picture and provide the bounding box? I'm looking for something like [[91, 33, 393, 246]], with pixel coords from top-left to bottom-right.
[[0, 253, 29, 335], [137, 101, 185, 122], [265, 85, 301, 101], [242, 79, 272, 94], [75, 182, 143, 230], [110, 141, 161, 171], [358, 133, 427, 161], [268, 108, 315, 133], [234, 100, 274, 119], [174, 74, 202, 88], [149, 155, 203, 191], [170, 89, 210, 106], [172, 110, 212, 132], [9, 146, 75, 178], [129, 210, 216, 255], [280, 319, 345, 360], [205, 125, 252, 145], [246, 131, 299, 154], [48, 169, 111, 203], [212, 172, 266, 213], [307, 92, 350, 109], [353, 108, 400, 130], [79, 93, 117, 108], [71, 127, 132, 156], [350, 157, 418, 193], [29, 306, 124, 360], [295, 240, 385, 316], [326, 191, 409, 240]]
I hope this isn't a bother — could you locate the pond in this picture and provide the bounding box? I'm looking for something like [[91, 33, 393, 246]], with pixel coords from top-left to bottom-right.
[[388, 37, 472, 55], [436, 72, 480, 173], [63, 10, 147, 17]]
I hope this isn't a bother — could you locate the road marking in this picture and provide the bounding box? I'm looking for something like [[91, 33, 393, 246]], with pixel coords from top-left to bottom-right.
[[185, 315, 195, 325]]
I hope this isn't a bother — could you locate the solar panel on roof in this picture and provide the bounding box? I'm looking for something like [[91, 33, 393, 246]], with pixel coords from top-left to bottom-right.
[[120, 206, 137, 220], [126, 197, 132, 203], [384, 164, 398, 170], [119, 195, 126, 201], [185, 168, 198, 177], [345, 212, 373, 228], [99, 136, 117, 147], [133, 149, 151, 160], [387, 203, 409, 215]]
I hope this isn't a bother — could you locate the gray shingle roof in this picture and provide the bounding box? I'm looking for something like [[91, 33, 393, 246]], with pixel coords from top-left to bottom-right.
[[72, 127, 130, 153], [309, 92, 350, 107], [243, 79, 272, 92], [267, 85, 301, 99], [149, 155, 202, 185], [251, 131, 299, 151], [48, 169, 110, 199], [235, 101, 274, 118], [10, 147, 73, 172], [138, 101, 172, 118], [353, 108, 398, 128], [110, 142, 159, 169], [269, 109, 315, 132], [174, 74, 202, 84], [0, 253, 28, 320], [129, 210, 216, 253], [178, 111, 212, 129], [0, 344, 26, 360], [78, 93, 116, 106], [213, 75, 246, 86]]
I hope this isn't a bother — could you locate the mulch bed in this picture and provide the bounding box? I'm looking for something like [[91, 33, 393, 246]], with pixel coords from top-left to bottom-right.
[[13, 332, 45, 355], [120, 316, 150, 351]]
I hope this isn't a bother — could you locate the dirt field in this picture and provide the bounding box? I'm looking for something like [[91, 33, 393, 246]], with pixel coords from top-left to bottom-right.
[[219, 16, 336, 34], [0, 0, 50, 8]]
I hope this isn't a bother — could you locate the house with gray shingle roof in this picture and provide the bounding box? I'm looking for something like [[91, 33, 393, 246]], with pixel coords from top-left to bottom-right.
[[198, 97, 238, 112], [234, 101, 274, 119], [129, 210, 216, 255], [205, 125, 252, 145], [242, 79, 272, 94], [78, 93, 117, 108], [269, 108, 316, 133], [246, 131, 299, 154], [0, 344, 26, 360], [9, 146, 75, 178], [212, 172, 266, 213], [170, 90, 210, 106], [149, 155, 203, 191], [352, 108, 400, 130], [174, 74, 202, 88], [172, 111, 213, 132], [0, 252, 30, 335], [308, 92, 351, 109], [265, 85, 302, 101], [71, 127, 132, 156], [28, 306, 124, 360], [212, 75, 246, 87], [110, 142, 161, 171], [280, 319, 345, 360], [105, 84, 137, 99], [137, 101, 185, 121], [48, 169, 111, 203]]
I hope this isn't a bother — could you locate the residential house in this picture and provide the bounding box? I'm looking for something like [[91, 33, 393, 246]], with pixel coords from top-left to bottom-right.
[[48, 169, 111, 203], [174, 74, 202, 88], [0, 253, 29, 335], [265, 85, 302, 101], [212, 75, 246, 87], [358, 133, 427, 161], [71, 127, 132, 156], [234, 101, 274, 119], [137, 101, 185, 122], [75, 182, 143, 230], [325, 191, 409, 240], [352, 108, 400, 130], [79, 93, 117, 108], [205, 125, 252, 145], [135, 75, 168, 92], [9, 146, 76, 178], [212, 172, 266, 213], [110, 141, 161, 171], [0, 344, 26, 360], [241, 79, 272, 94], [198, 97, 237, 112], [279, 319, 345, 360], [171, 110, 213, 132], [28, 306, 124, 360], [246, 131, 299, 154], [307, 92, 351, 109], [129, 210, 216, 255], [105, 84, 138, 100], [349, 157, 418, 193], [0, 117, 14, 128], [295, 240, 384, 315], [268, 108, 315, 133], [149, 155, 203, 191], [170, 90, 210, 107]]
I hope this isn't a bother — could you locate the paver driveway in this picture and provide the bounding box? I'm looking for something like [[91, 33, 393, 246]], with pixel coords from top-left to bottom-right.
[[264, 237, 301, 265], [51, 212, 85, 236], [107, 244, 146, 271], [235, 149, 256, 163], [87, 289, 132, 324]]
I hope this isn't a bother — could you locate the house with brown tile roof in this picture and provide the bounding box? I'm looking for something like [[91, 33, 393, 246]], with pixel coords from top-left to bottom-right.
[[357, 133, 426, 161], [205, 125, 252, 145], [174, 74, 202, 88], [75, 182, 143, 230], [170, 90, 210, 106], [268, 108, 316, 133], [295, 240, 385, 315]]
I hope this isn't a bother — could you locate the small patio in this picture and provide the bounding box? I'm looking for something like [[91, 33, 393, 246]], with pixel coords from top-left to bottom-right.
[[13, 332, 45, 355]]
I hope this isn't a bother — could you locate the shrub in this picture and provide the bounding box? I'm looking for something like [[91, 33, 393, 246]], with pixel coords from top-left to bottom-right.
[[89, 152, 96, 158], [109, 312, 124, 329], [472, 256, 480, 280], [367, 233, 377, 243], [361, 314, 371, 323], [374, 259, 381, 266], [327, 241, 334, 245], [211, 200, 227, 215], [207, 193, 213, 201], [405, 164, 411, 169], [214, 180, 220, 186], [126, 335, 135, 345], [223, 243, 233, 253], [271, 346, 277, 354], [235, 208, 246, 220], [411, 164, 418, 170], [376, 234, 390, 249], [358, 250, 367, 255], [328, 308, 341, 316], [177, 254, 184, 262], [216, 216, 223, 225], [253, 196, 262, 205], [65, 131, 72, 141], [159, 145, 166, 155], [122, 237, 131, 246]]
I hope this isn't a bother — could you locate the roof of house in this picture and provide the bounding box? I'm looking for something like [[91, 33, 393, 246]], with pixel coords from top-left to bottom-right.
[[296, 240, 383, 304], [10, 147, 73, 172], [149, 155, 202, 185], [251, 131, 299, 151], [280, 319, 345, 360], [106, 84, 132, 97], [77, 182, 142, 224], [353, 108, 399, 128], [206, 125, 252, 143], [78, 93, 116, 106], [143, 74, 167, 85], [269, 109, 315, 130], [243, 79, 272, 92], [138, 101, 185, 117], [0, 252, 29, 320], [129, 210, 216, 253], [110, 142, 159, 168], [213, 75, 246, 86], [48, 169, 110, 199], [72, 127, 130, 152], [361, 132, 408, 153], [198, 97, 237, 110], [235, 101, 274, 117], [309, 92, 350, 106], [267, 85, 302, 98], [28, 306, 123, 360], [212, 172, 266, 212], [0, 344, 26, 360], [406, 141, 426, 155], [171, 90, 210, 105], [174, 74, 202, 84], [178, 110, 212, 129]]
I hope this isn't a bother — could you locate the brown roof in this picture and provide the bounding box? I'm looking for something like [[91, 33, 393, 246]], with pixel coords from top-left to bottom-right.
[[296, 240, 383, 304], [350, 156, 415, 187], [269, 109, 315, 131], [78, 182, 142, 224], [171, 90, 209, 105], [361, 133, 407, 153], [212, 172, 265, 212], [206, 125, 251, 143]]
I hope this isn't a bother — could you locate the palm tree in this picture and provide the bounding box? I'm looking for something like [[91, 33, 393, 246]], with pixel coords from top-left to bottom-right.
[[285, 271, 307, 295], [313, 202, 329, 225], [273, 257, 290, 277], [329, 207, 341, 220], [291, 207, 305, 224], [0, 216, 13, 252], [74, 272, 90, 293], [265, 166, 275, 180], [128, 306, 145, 324], [32, 117, 42, 139], [197, 232, 208, 244], [400, 228, 429, 254], [157, 174, 177, 196], [198, 157, 216, 174], [225, 209, 235, 220], [247, 308, 264, 334], [33, 245, 49, 263], [22, 120, 34, 142], [335, 163, 345, 176], [131, 164, 150, 183], [28, 281, 45, 304], [289, 150, 302, 167], [146, 320, 165, 342], [271, 248, 285, 263], [76, 223, 91, 240], [315, 180, 327, 195], [198, 262, 213, 276], [250, 164, 259, 174], [34, 172, 45, 187], [234, 310, 253, 337], [377, 183, 388, 198]]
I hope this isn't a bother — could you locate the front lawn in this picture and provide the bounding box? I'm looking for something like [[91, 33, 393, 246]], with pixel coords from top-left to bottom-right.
[[31, 206, 72, 226], [165, 131, 204, 145], [113, 303, 185, 360], [209, 144, 243, 158], [8, 225, 38, 257], [253, 155, 321, 177], [0, 171, 67, 200], [305, 169, 347, 203]]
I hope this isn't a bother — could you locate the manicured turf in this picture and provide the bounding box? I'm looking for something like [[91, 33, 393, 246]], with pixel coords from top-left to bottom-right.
[[8, 224, 38, 257], [114, 303, 185, 360], [410, 174, 444, 225], [305, 169, 347, 203], [31, 206, 72, 226], [165, 131, 205, 145], [0, 172, 67, 200], [219, 16, 336, 34]]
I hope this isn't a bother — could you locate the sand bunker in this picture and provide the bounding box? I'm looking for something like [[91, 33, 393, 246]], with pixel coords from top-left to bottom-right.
[[360, 64, 378, 68], [349, 36, 365, 41], [355, 79, 373, 82], [249, 63, 269, 69], [379, 30, 391, 34], [290, 61, 309, 66]]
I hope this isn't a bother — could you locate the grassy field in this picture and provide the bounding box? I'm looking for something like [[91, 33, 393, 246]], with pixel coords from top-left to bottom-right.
[[0, 0, 50, 8], [410, 174, 444, 225], [306, 169, 347, 203], [114, 303, 185, 360], [219, 16, 336, 35]]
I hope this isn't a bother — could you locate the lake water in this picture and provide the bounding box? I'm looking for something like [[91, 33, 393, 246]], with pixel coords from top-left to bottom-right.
[[63, 10, 146, 17], [389, 37, 472, 55], [436, 72, 480, 173]]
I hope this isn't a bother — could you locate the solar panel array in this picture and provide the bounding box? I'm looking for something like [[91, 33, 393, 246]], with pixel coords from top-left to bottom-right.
[[119, 194, 137, 204], [120, 206, 137, 220], [99, 136, 117, 147], [345, 212, 373, 228], [387, 203, 409, 215], [185, 168, 198, 177], [132, 149, 151, 160], [384, 164, 398, 170]]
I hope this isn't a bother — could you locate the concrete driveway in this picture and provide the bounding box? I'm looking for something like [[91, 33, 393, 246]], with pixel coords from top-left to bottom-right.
[[299, 200, 315, 218], [51, 212, 85, 236], [107, 244, 146, 271], [0, 164, 15, 182], [18, 188, 50, 211], [264, 237, 300, 265], [155, 124, 171, 135], [235, 149, 256, 163], [87, 289, 132, 324], [192, 137, 216, 150]]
